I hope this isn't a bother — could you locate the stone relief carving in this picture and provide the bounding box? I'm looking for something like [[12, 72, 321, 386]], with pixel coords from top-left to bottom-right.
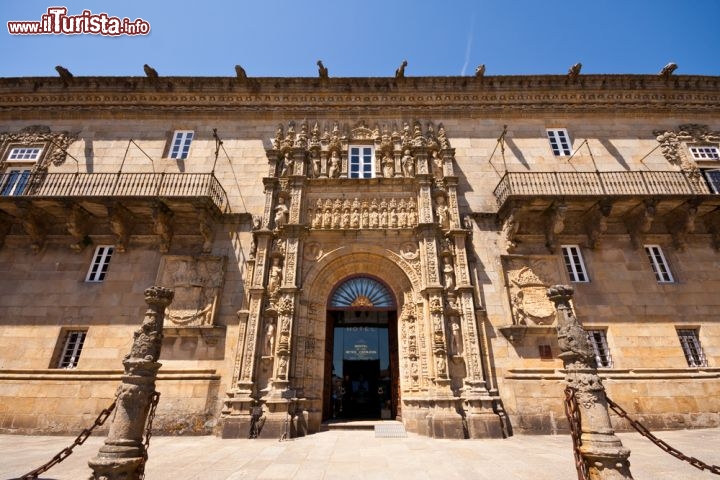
[[156, 255, 225, 327], [503, 256, 563, 326], [307, 197, 418, 230], [0, 126, 78, 172], [267, 120, 451, 180], [653, 124, 720, 190]]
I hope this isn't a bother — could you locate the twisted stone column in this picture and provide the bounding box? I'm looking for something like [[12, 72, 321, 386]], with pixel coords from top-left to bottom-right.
[[546, 285, 633, 480], [89, 286, 174, 480]]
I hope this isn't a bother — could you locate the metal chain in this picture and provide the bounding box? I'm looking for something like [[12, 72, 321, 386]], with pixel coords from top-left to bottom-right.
[[20, 397, 117, 480], [137, 391, 161, 480], [563, 387, 589, 480], [606, 395, 720, 475]]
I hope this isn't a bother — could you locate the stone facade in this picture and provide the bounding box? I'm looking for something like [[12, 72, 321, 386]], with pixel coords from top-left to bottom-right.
[[0, 73, 718, 438]]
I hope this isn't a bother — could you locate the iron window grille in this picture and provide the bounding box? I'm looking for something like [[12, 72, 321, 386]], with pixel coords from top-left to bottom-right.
[[586, 330, 613, 368], [677, 329, 706, 367], [57, 330, 87, 368]]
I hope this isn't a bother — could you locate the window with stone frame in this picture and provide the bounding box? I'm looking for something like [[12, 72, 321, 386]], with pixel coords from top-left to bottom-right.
[[677, 329, 706, 367], [86, 245, 114, 282], [689, 145, 720, 161], [1, 146, 43, 196], [168, 130, 194, 160], [561, 245, 590, 282], [702, 169, 720, 193], [586, 329, 613, 368], [546, 128, 572, 156], [348, 145, 374, 178], [53, 329, 88, 369], [644, 245, 674, 283]]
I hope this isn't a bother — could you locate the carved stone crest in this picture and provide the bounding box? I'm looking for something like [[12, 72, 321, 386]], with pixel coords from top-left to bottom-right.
[[156, 255, 225, 327], [503, 256, 563, 326]]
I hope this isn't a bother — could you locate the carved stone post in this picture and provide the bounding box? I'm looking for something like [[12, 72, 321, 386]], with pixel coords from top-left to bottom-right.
[[89, 286, 174, 480], [546, 285, 633, 480]]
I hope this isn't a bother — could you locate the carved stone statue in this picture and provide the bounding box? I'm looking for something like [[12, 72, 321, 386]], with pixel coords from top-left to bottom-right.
[[431, 150, 443, 178], [263, 320, 275, 356], [274, 197, 289, 229], [279, 152, 293, 177], [382, 153, 394, 177], [449, 317, 463, 356], [328, 151, 340, 178], [401, 150, 415, 177], [442, 256, 455, 290], [310, 150, 321, 177], [267, 258, 282, 299], [435, 196, 450, 229]]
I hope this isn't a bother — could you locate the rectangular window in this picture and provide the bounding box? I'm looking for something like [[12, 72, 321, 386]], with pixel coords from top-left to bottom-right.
[[349, 146, 374, 178], [644, 245, 674, 283], [689, 146, 720, 161], [86, 245, 114, 282], [546, 128, 572, 156], [561, 245, 589, 282], [169, 130, 194, 160], [703, 169, 720, 193], [7, 147, 42, 161], [57, 330, 87, 368], [587, 330, 612, 368], [1, 167, 32, 196], [677, 329, 706, 367]]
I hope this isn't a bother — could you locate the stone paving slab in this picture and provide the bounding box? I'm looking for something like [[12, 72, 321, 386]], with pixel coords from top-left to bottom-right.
[[2, 428, 720, 480]]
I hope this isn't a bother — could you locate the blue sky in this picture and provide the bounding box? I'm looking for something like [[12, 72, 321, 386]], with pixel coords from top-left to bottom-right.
[[2, 0, 720, 78]]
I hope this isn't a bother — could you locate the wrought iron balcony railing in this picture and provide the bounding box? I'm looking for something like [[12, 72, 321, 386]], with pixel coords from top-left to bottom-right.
[[0, 172, 229, 213], [493, 170, 712, 207]]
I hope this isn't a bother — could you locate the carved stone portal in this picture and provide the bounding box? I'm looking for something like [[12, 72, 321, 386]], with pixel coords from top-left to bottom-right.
[[156, 255, 225, 327], [503, 255, 564, 326]]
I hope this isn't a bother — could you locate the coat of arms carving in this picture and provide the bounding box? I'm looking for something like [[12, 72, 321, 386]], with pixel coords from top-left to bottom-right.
[[503, 256, 563, 326], [156, 255, 226, 327]]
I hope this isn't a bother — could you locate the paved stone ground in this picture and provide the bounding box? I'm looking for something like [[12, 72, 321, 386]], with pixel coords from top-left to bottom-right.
[[3, 427, 720, 480]]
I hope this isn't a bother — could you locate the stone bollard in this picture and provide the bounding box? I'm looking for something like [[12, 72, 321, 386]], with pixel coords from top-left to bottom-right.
[[546, 285, 633, 480], [89, 286, 174, 480]]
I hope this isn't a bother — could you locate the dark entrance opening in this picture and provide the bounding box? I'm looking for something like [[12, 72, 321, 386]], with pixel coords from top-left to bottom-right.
[[322, 277, 399, 422]]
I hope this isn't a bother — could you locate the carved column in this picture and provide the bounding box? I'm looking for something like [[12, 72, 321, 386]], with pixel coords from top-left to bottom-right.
[[88, 286, 174, 480], [547, 285, 633, 480]]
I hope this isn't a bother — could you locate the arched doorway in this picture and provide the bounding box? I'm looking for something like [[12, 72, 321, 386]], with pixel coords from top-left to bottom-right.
[[323, 276, 399, 421]]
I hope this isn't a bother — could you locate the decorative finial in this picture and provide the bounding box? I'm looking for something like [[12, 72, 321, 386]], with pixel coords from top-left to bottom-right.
[[475, 64, 485, 78], [395, 60, 408, 79], [234, 65, 247, 79], [568, 62, 582, 81], [143, 64, 159, 79], [317, 60, 328, 79], [659, 62, 677, 80]]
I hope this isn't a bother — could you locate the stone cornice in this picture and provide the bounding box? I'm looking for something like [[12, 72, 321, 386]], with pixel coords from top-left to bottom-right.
[[0, 74, 719, 118]]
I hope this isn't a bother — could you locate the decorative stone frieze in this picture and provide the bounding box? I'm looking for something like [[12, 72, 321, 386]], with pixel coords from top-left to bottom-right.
[[307, 196, 418, 230]]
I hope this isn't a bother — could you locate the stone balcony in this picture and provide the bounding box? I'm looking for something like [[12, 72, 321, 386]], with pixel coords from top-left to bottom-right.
[[0, 172, 229, 252], [492, 170, 720, 252]]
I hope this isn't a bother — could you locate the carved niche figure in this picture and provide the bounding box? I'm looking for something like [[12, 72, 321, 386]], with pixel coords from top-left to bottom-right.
[[449, 316, 463, 356], [382, 153, 395, 177], [156, 256, 225, 327], [328, 151, 340, 178], [279, 152, 293, 176], [267, 257, 283, 300], [274, 197, 289, 229], [431, 150, 443, 178], [435, 196, 450, 229], [442, 256, 455, 291], [402, 150, 415, 177], [263, 320, 276, 356], [310, 150, 321, 177]]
